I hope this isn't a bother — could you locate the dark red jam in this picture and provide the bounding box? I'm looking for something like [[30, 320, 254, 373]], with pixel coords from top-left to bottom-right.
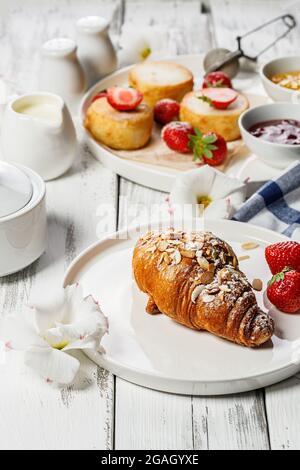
[[249, 119, 300, 145]]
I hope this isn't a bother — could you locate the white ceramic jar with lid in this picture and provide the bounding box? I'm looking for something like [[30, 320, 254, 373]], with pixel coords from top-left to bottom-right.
[[76, 16, 117, 88], [0, 162, 47, 277], [39, 38, 86, 112]]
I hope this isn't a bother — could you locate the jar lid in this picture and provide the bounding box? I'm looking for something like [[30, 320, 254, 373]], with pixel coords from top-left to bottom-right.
[[0, 162, 33, 218], [76, 16, 109, 34], [42, 38, 77, 57]]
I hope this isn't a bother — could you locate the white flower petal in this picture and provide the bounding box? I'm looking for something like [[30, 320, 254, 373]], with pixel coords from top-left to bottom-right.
[[63, 284, 96, 324], [205, 199, 231, 219], [63, 314, 108, 353], [170, 181, 197, 206], [0, 314, 46, 350], [24, 346, 80, 385], [170, 166, 246, 219], [144, 26, 169, 51], [31, 286, 69, 335], [45, 309, 108, 353], [119, 25, 169, 65], [33, 284, 85, 334], [211, 169, 246, 201], [171, 167, 215, 204]]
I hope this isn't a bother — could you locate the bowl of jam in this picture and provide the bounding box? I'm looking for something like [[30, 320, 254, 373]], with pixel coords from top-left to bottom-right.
[[260, 56, 300, 102], [239, 103, 300, 169]]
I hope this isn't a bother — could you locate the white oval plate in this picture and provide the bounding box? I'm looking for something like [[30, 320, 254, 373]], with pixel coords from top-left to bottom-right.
[[80, 54, 281, 192], [64, 220, 300, 395]]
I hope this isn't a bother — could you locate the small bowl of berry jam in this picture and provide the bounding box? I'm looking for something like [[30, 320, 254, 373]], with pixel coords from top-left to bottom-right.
[[239, 103, 300, 169]]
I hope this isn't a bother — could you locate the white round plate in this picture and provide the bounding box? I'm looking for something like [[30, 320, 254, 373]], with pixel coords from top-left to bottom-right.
[[64, 220, 300, 395], [80, 54, 281, 192]]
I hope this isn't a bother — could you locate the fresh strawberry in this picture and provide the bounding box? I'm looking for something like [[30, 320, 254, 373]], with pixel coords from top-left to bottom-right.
[[267, 268, 300, 313], [265, 241, 300, 275], [203, 71, 232, 89], [154, 99, 180, 125], [107, 86, 143, 111], [162, 121, 195, 153], [198, 87, 238, 110], [91, 90, 107, 103], [189, 130, 227, 166]]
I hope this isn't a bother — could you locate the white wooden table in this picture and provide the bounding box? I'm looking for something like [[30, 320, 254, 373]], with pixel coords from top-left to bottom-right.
[[1, 0, 300, 450]]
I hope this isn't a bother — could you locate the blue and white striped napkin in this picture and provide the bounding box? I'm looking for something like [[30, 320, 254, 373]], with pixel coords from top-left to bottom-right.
[[233, 162, 300, 241]]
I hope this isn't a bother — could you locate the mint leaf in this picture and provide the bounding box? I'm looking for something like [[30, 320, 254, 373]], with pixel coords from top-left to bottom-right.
[[198, 95, 212, 106], [203, 149, 213, 159], [208, 144, 218, 151], [207, 79, 225, 88], [194, 128, 203, 138], [203, 135, 217, 144], [268, 267, 292, 286]]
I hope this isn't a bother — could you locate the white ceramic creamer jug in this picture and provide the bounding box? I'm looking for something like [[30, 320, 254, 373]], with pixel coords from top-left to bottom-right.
[[0, 92, 77, 181]]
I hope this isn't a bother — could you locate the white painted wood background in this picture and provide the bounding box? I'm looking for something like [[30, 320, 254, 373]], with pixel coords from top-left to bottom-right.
[[0, 0, 300, 450]]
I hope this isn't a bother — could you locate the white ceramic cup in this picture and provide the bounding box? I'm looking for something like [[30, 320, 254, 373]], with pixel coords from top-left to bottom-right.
[[0, 92, 77, 181], [239, 103, 300, 170], [0, 162, 47, 277], [260, 56, 300, 103]]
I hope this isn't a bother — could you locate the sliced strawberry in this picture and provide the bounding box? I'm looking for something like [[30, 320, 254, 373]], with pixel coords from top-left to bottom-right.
[[154, 99, 180, 125], [189, 130, 227, 166], [107, 86, 143, 111], [91, 90, 107, 103], [162, 121, 195, 153], [199, 87, 238, 110], [203, 71, 232, 89]]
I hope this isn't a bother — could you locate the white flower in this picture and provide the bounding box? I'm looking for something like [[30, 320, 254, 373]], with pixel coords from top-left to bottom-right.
[[170, 165, 247, 219], [118, 25, 170, 65], [0, 284, 108, 385]]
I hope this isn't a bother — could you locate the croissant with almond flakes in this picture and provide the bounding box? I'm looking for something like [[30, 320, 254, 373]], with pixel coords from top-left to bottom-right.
[[132, 229, 274, 348]]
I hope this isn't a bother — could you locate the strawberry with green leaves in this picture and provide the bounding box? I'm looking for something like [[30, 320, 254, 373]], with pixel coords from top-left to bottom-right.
[[189, 130, 228, 166], [267, 267, 300, 314], [161, 123, 228, 166]]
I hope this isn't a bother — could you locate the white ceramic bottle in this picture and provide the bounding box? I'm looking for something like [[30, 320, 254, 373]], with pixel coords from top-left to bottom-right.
[[39, 38, 86, 113], [76, 16, 117, 88]]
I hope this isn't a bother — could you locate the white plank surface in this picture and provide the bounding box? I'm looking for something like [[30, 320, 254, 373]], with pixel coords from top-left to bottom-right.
[[1, 0, 300, 450], [115, 181, 270, 450], [0, 143, 117, 450], [115, 180, 196, 451], [114, 0, 271, 450], [192, 392, 269, 450], [0, 0, 121, 450], [116, 381, 194, 450], [266, 373, 300, 450], [0, 0, 123, 94], [124, 0, 213, 54], [209, 0, 300, 451]]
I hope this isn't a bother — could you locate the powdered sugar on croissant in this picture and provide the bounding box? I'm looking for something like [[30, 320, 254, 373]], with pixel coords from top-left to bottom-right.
[[133, 229, 274, 348]]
